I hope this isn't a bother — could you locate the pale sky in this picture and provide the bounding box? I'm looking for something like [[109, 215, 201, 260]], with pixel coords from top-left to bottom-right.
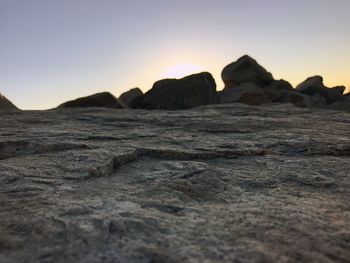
[[1, 0, 349, 109]]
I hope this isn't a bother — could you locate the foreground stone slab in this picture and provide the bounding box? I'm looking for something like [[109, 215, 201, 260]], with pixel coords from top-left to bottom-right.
[[0, 104, 349, 262]]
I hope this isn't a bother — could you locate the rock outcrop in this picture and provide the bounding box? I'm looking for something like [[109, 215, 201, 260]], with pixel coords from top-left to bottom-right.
[[0, 93, 18, 110], [0, 104, 349, 262], [58, 92, 126, 108], [218, 82, 270, 105], [331, 86, 346, 94], [134, 72, 217, 110], [221, 55, 274, 89], [295, 76, 346, 104], [119, 88, 143, 107]]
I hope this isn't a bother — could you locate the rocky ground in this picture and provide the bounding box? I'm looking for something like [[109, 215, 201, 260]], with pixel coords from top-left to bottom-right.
[[0, 103, 349, 263]]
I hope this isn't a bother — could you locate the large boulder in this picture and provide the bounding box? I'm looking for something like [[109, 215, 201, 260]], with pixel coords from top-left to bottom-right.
[[135, 72, 217, 110], [119, 88, 143, 107], [222, 55, 274, 89], [266, 79, 294, 91], [218, 82, 271, 105], [295, 76, 346, 104], [0, 93, 18, 110], [263, 79, 294, 102], [58, 92, 126, 109]]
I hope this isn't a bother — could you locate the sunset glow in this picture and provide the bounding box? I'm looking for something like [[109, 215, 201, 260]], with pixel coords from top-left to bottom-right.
[[159, 64, 204, 79], [0, 0, 349, 109]]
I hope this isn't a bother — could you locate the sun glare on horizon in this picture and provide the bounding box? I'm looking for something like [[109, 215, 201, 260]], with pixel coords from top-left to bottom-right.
[[159, 64, 204, 79]]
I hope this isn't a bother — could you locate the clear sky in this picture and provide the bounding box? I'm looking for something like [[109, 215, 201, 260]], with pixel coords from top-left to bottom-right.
[[0, 0, 349, 109]]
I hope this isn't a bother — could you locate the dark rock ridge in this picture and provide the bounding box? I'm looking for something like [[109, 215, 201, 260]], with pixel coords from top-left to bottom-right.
[[0, 93, 18, 110], [58, 92, 126, 108], [222, 55, 274, 89], [219, 56, 349, 111], [119, 88, 143, 107], [51, 55, 348, 112], [133, 72, 217, 110]]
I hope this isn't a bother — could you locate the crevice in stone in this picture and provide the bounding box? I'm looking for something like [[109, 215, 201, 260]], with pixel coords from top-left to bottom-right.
[[88, 147, 266, 177]]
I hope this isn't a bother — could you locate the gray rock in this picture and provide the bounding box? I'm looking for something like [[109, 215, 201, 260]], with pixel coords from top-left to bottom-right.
[[222, 55, 274, 89], [119, 88, 143, 107], [296, 76, 346, 104], [58, 92, 126, 108], [218, 82, 271, 105], [0, 93, 18, 110], [135, 72, 217, 110], [0, 104, 350, 262]]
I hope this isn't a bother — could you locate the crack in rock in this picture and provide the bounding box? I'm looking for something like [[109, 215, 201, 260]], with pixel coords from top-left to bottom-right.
[[88, 147, 266, 177]]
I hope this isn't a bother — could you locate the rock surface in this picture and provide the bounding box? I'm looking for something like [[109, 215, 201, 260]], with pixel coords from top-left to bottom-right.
[[119, 88, 143, 107], [134, 72, 217, 110], [218, 82, 270, 105], [296, 76, 346, 104], [0, 93, 18, 110], [222, 55, 274, 89], [0, 104, 349, 262], [58, 92, 126, 108]]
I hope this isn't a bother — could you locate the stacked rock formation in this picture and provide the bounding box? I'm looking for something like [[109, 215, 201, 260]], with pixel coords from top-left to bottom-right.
[[57, 55, 349, 111]]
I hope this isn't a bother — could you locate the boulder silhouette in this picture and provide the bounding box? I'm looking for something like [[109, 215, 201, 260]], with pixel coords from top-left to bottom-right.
[[0, 93, 18, 110], [218, 82, 271, 105], [222, 55, 273, 89], [331, 86, 346, 94], [296, 76, 346, 104], [58, 92, 126, 108], [135, 72, 217, 110], [119, 88, 143, 107]]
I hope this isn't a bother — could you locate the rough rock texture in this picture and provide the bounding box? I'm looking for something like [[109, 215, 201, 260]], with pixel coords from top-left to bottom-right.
[[0, 104, 350, 263], [58, 92, 126, 109], [222, 55, 274, 89], [135, 72, 217, 110], [218, 82, 270, 105], [119, 88, 143, 107], [0, 93, 18, 110]]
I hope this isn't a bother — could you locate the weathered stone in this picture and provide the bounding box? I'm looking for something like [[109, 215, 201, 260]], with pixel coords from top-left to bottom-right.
[[296, 76, 346, 104], [0, 93, 18, 110], [0, 104, 350, 262], [119, 88, 143, 107], [218, 82, 271, 105], [222, 55, 274, 89], [58, 92, 126, 108], [135, 72, 217, 110]]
